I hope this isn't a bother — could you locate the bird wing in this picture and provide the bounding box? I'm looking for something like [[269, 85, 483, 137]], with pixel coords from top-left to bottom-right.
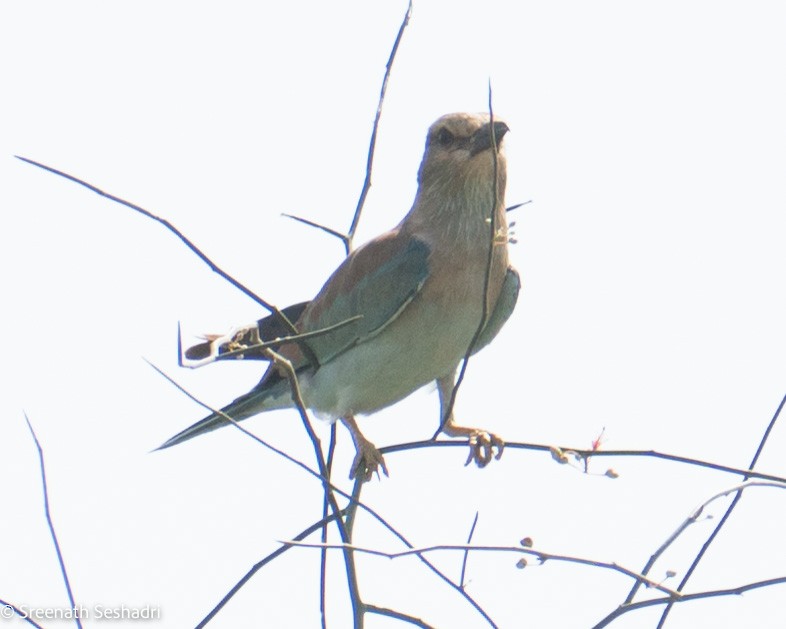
[[291, 229, 431, 370], [157, 231, 431, 451], [470, 266, 521, 355]]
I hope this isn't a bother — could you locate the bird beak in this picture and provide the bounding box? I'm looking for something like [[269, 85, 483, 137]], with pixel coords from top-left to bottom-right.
[[470, 121, 509, 156]]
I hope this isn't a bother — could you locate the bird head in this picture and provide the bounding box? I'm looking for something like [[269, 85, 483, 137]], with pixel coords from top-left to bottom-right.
[[417, 112, 508, 195], [410, 113, 509, 238]]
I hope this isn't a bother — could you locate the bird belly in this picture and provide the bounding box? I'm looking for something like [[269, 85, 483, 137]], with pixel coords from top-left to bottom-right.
[[300, 297, 482, 419]]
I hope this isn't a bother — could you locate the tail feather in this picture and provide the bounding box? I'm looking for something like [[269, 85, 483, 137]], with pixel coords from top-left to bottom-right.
[[156, 387, 277, 450], [157, 352, 309, 451]]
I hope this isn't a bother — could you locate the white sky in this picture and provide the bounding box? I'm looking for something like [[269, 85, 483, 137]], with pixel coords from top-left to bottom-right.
[[2, 1, 786, 627]]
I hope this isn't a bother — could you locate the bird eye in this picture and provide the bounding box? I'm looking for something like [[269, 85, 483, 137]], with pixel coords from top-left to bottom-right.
[[436, 128, 454, 147]]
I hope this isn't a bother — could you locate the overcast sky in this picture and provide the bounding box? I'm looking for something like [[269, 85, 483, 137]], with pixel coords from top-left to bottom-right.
[[2, 1, 786, 628]]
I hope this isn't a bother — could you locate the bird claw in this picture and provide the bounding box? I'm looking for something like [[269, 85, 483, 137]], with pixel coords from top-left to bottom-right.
[[349, 441, 389, 482], [463, 430, 505, 468]]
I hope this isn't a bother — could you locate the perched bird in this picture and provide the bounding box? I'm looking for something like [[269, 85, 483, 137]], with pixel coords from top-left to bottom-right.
[[159, 112, 520, 481]]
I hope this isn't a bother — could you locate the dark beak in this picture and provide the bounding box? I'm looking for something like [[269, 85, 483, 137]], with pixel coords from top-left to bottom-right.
[[470, 121, 509, 156]]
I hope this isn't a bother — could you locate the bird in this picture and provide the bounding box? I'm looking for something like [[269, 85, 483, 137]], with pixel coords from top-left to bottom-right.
[[158, 112, 521, 481]]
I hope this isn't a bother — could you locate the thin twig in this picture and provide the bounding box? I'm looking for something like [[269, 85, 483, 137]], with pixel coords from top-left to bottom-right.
[[148, 363, 495, 627], [24, 414, 82, 629], [0, 599, 47, 629], [151, 356, 356, 626], [345, 0, 413, 252], [460, 512, 480, 589], [15, 156, 327, 370], [14, 156, 298, 335], [592, 575, 786, 629], [344, 476, 366, 627], [281, 0, 413, 253], [655, 392, 786, 627], [181, 315, 362, 364], [434, 83, 502, 438], [153, 352, 362, 625], [378, 440, 786, 484], [262, 348, 364, 626], [148, 360, 325, 478], [282, 213, 348, 246], [625, 479, 786, 604], [320, 424, 338, 629], [366, 605, 434, 628], [283, 198, 528, 250], [280, 540, 681, 597], [195, 511, 346, 629]]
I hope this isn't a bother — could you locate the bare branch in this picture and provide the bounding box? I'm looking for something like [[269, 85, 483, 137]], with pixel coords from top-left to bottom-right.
[[147, 362, 495, 626], [147, 354, 362, 623], [379, 440, 786, 484], [434, 83, 502, 439], [0, 598, 47, 629], [280, 540, 681, 597], [625, 479, 786, 604], [655, 391, 786, 626], [280, 0, 413, 254], [460, 512, 480, 589], [195, 511, 347, 629], [24, 414, 82, 629], [592, 576, 786, 629], [261, 349, 365, 623], [282, 212, 348, 248], [14, 156, 330, 372], [346, 0, 413, 251], [320, 425, 338, 629], [178, 315, 362, 368], [14, 156, 298, 334], [366, 605, 434, 628]]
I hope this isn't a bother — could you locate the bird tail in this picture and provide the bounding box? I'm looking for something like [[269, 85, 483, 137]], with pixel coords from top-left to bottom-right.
[[155, 385, 282, 451]]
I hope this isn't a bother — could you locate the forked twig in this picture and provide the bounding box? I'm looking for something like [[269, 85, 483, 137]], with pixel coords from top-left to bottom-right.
[[654, 392, 786, 627], [15, 4, 508, 625], [145, 355, 362, 623], [282, 0, 413, 254], [280, 540, 681, 597], [195, 512, 347, 629], [262, 347, 364, 623], [13, 156, 299, 336], [281, 212, 347, 244], [146, 362, 496, 627], [592, 576, 786, 629], [346, 0, 413, 251], [626, 479, 786, 604]]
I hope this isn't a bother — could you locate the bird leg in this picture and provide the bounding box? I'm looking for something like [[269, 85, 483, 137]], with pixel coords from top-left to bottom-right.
[[340, 415, 388, 482], [437, 373, 505, 468]]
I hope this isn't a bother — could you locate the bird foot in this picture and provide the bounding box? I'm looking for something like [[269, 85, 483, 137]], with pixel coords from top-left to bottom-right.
[[439, 415, 505, 468], [349, 439, 389, 482], [341, 415, 389, 482], [463, 430, 505, 468]]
